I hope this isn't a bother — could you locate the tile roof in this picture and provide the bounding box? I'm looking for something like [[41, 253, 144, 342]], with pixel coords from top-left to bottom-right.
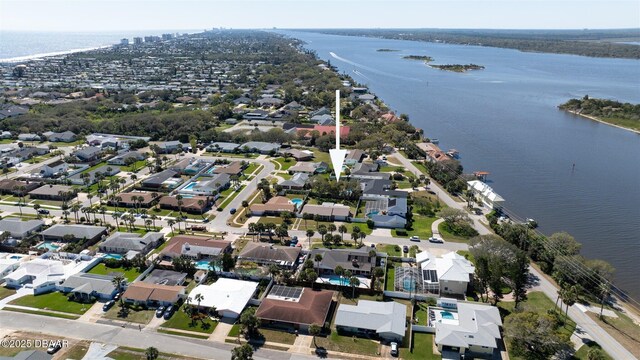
[[256, 287, 335, 326]]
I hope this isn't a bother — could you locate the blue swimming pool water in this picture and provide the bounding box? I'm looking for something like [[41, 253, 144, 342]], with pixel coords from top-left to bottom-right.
[[183, 182, 197, 190], [9, 255, 22, 260], [290, 198, 303, 207], [104, 254, 123, 260], [194, 260, 221, 272], [441, 311, 455, 320], [403, 277, 416, 291], [37, 242, 60, 251], [367, 210, 380, 217], [324, 275, 349, 286], [205, 166, 218, 174]]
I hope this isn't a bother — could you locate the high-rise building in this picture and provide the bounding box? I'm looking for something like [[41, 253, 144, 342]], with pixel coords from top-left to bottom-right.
[[162, 33, 173, 41], [133, 37, 143, 45], [120, 38, 129, 45]]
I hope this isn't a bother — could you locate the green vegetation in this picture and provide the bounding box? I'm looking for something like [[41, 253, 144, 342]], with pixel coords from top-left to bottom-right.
[[103, 303, 155, 324], [314, 331, 379, 356], [430, 64, 484, 72], [87, 263, 142, 282], [385, 261, 397, 291], [156, 329, 210, 339], [589, 311, 640, 359], [62, 341, 91, 360], [9, 291, 92, 314], [0, 287, 16, 300], [217, 185, 245, 209], [402, 333, 439, 360], [403, 55, 434, 62], [438, 221, 473, 242], [161, 305, 218, 334], [574, 341, 613, 360], [3, 307, 80, 319], [379, 244, 402, 256], [258, 328, 297, 345], [273, 157, 297, 171], [559, 96, 640, 132], [393, 215, 437, 238]]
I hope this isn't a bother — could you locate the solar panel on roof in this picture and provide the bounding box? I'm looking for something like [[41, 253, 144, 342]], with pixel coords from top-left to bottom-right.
[[422, 269, 439, 282], [269, 285, 302, 299]]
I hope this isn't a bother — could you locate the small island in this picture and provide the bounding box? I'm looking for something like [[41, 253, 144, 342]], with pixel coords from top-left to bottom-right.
[[430, 64, 485, 72], [403, 55, 434, 62], [559, 96, 640, 133], [377, 48, 399, 52]]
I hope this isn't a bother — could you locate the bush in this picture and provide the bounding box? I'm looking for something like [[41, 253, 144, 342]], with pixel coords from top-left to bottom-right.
[[442, 221, 478, 238], [392, 173, 404, 181], [395, 228, 407, 236], [103, 258, 122, 268], [366, 219, 374, 229], [217, 207, 223, 211]]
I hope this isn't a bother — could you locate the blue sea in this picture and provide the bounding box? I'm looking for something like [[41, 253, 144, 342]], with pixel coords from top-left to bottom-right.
[[0, 30, 197, 61]]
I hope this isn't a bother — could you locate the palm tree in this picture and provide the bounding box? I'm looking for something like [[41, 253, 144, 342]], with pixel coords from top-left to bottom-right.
[[150, 214, 158, 229], [33, 203, 41, 218], [338, 225, 347, 243], [87, 193, 94, 207], [314, 254, 323, 275], [598, 281, 611, 318], [328, 224, 336, 236], [168, 219, 176, 235], [197, 199, 205, 218], [194, 293, 204, 311], [359, 232, 366, 245], [562, 285, 578, 320], [176, 195, 184, 215], [306, 229, 315, 247], [145, 347, 159, 360], [309, 324, 321, 348], [349, 277, 360, 298], [99, 206, 107, 224], [112, 213, 121, 231], [71, 204, 81, 223], [112, 275, 126, 305]]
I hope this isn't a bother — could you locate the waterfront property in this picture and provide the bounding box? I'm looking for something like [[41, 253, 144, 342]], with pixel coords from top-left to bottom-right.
[[187, 278, 258, 319], [335, 300, 407, 342], [256, 286, 335, 332], [467, 180, 504, 210]]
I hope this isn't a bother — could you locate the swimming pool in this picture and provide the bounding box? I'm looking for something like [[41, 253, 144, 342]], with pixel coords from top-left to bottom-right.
[[205, 166, 218, 174], [441, 311, 455, 320], [324, 275, 349, 286], [194, 260, 221, 272], [403, 277, 416, 291], [104, 254, 123, 260], [37, 242, 60, 251], [183, 182, 198, 190], [367, 210, 380, 217], [290, 198, 303, 207], [9, 255, 23, 260]]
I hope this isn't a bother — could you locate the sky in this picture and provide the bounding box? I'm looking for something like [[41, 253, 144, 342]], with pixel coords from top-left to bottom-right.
[[1, 0, 639, 32]]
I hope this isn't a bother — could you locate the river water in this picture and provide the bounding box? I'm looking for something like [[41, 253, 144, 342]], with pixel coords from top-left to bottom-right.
[[280, 30, 640, 301]]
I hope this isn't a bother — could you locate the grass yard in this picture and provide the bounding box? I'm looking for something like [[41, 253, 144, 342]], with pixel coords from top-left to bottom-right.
[[273, 157, 297, 171], [393, 215, 437, 238], [87, 263, 142, 282], [259, 328, 297, 345], [311, 149, 331, 164], [242, 162, 259, 176], [296, 220, 373, 235], [385, 262, 397, 291], [217, 185, 245, 209], [0, 286, 16, 300], [456, 250, 475, 264], [587, 311, 640, 358], [574, 340, 613, 360], [4, 307, 80, 319], [120, 160, 147, 173], [413, 302, 429, 325], [156, 329, 210, 339], [103, 303, 155, 324], [257, 216, 284, 225], [315, 332, 379, 356], [161, 306, 218, 334], [438, 221, 471, 243], [402, 333, 439, 360], [9, 291, 92, 314], [228, 324, 241, 338], [61, 340, 91, 360], [379, 243, 402, 257]]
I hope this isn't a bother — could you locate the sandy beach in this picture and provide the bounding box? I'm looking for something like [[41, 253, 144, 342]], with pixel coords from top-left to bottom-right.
[[565, 109, 640, 134]]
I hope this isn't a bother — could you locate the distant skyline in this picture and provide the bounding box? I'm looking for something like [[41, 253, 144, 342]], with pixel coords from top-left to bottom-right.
[[1, 0, 639, 32]]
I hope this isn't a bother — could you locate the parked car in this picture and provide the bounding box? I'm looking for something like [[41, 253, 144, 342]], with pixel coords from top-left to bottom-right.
[[390, 342, 398, 356], [402, 245, 409, 253], [47, 342, 62, 354], [37, 209, 50, 215], [409, 236, 420, 242], [113, 292, 122, 301], [428, 237, 444, 243], [155, 306, 165, 317], [315, 347, 328, 357], [103, 300, 115, 311], [229, 208, 237, 214], [163, 305, 175, 319]]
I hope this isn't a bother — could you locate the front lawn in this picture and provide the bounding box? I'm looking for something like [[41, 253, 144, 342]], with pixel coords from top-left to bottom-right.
[[87, 263, 142, 282], [314, 331, 379, 356], [273, 157, 297, 171], [393, 215, 437, 238], [438, 221, 471, 243], [385, 262, 396, 291], [379, 244, 402, 257], [103, 303, 155, 324], [259, 328, 297, 345], [9, 291, 92, 314], [0, 287, 16, 300], [161, 305, 218, 334], [574, 341, 613, 360]]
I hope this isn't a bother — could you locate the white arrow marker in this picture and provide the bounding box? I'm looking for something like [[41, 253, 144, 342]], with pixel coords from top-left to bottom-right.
[[329, 89, 347, 181]]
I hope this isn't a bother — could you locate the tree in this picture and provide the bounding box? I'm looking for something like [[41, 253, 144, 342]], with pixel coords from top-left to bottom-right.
[[349, 276, 360, 298], [509, 250, 530, 309], [111, 275, 126, 305], [231, 343, 253, 360], [338, 224, 347, 242], [309, 324, 321, 348], [586, 347, 606, 360], [306, 229, 315, 247], [222, 252, 235, 272], [239, 307, 259, 338], [145, 347, 159, 360], [504, 311, 569, 359], [314, 254, 323, 275], [372, 267, 385, 291], [562, 285, 578, 319]]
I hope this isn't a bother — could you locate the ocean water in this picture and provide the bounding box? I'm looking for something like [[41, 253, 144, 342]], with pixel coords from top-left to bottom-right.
[[0, 30, 195, 61], [279, 30, 640, 301]]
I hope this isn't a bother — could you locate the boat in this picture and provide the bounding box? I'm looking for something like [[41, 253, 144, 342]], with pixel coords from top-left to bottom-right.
[[446, 149, 459, 158], [430, 138, 439, 144]]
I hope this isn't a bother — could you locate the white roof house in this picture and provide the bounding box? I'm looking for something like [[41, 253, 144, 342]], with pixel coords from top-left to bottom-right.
[[335, 300, 407, 342], [433, 301, 502, 355], [187, 278, 258, 319], [0, 253, 24, 279], [4, 257, 97, 294], [416, 251, 475, 296], [467, 180, 504, 210]]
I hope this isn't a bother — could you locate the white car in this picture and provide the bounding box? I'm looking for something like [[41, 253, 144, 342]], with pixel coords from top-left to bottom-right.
[[390, 342, 398, 356], [409, 236, 420, 242], [428, 236, 444, 243]]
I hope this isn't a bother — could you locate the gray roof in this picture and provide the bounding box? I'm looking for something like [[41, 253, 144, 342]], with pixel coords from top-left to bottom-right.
[[28, 184, 75, 196], [240, 142, 280, 153], [361, 179, 408, 198], [335, 300, 406, 339], [40, 224, 107, 239], [310, 247, 374, 273], [100, 232, 163, 252], [74, 146, 102, 160], [0, 218, 44, 236], [108, 151, 145, 163], [280, 173, 309, 187], [208, 142, 240, 151], [435, 302, 502, 349], [61, 273, 117, 295], [238, 242, 301, 264], [142, 169, 179, 186], [143, 269, 187, 286], [0, 350, 52, 360]]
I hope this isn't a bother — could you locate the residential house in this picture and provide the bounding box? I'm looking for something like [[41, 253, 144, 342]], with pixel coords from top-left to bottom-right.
[[309, 107, 330, 117], [430, 298, 502, 357], [345, 149, 366, 166], [28, 184, 77, 201], [335, 300, 407, 342], [179, 174, 230, 196], [68, 166, 120, 185], [107, 151, 146, 166], [361, 179, 408, 199], [211, 161, 245, 176], [58, 273, 118, 301], [280, 149, 313, 161], [256, 286, 335, 332], [140, 169, 182, 190], [467, 180, 505, 210], [159, 235, 231, 262], [257, 97, 283, 107], [250, 196, 296, 216], [158, 195, 212, 214], [300, 203, 351, 221], [45, 131, 77, 143], [309, 248, 375, 276], [416, 251, 475, 296], [73, 146, 103, 162], [122, 282, 185, 307], [142, 269, 187, 286], [40, 224, 108, 244], [0, 253, 23, 280], [17, 134, 41, 141], [279, 173, 309, 190], [10, 147, 49, 162], [99, 232, 164, 259], [238, 243, 301, 269], [364, 197, 408, 229], [0, 218, 44, 239], [187, 278, 258, 318], [289, 161, 328, 174], [242, 109, 269, 120], [207, 142, 240, 153], [36, 159, 68, 177], [240, 141, 280, 154], [156, 140, 185, 154], [4, 257, 96, 294], [0, 179, 40, 195], [310, 114, 333, 125]]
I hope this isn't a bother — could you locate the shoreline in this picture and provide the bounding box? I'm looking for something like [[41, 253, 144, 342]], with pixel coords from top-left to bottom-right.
[[564, 109, 640, 134], [0, 45, 114, 64]]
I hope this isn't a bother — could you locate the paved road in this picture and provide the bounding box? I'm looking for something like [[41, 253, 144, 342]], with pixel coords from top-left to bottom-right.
[[0, 312, 317, 360]]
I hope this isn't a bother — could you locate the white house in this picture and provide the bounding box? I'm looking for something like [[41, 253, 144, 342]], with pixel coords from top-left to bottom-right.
[[416, 251, 475, 296], [467, 180, 505, 210], [335, 300, 407, 342], [38, 159, 68, 178], [4, 257, 97, 294], [187, 278, 258, 319], [0, 253, 24, 280]]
